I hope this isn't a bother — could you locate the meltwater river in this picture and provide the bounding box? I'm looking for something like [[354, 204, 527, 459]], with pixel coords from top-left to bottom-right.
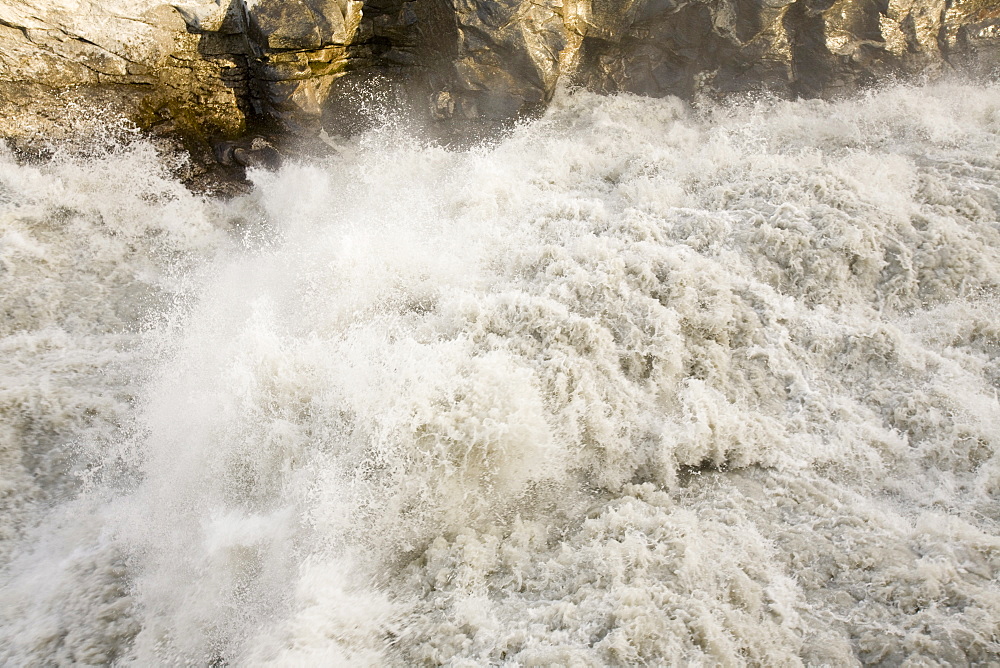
[[1, 83, 999, 665]]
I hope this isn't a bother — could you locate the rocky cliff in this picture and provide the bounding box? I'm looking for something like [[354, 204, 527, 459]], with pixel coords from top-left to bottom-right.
[[1, 0, 998, 150]]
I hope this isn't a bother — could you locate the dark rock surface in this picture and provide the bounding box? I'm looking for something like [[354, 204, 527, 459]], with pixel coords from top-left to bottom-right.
[[1, 0, 998, 152]]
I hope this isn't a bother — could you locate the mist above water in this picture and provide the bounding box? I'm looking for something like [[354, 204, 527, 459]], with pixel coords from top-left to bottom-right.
[[1, 83, 999, 665]]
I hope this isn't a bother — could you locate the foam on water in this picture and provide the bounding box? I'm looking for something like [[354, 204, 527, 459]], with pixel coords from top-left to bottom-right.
[[1, 82, 999, 665]]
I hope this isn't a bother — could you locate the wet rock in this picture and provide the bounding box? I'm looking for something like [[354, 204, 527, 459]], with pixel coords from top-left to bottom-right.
[[213, 135, 280, 171], [0, 0, 997, 152], [235, 138, 282, 169]]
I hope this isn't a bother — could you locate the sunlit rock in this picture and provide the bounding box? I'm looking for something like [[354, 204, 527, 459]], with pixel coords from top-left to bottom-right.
[[0, 0, 996, 148]]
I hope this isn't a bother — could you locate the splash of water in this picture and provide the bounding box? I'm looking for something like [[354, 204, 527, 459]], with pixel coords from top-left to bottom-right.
[[1, 82, 999, 665]]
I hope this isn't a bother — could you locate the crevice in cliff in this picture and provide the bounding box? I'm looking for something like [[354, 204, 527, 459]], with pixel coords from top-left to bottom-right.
[[56, 30, 107, 52], [783, 0, 837, 96], [0, 17, 29, 41]]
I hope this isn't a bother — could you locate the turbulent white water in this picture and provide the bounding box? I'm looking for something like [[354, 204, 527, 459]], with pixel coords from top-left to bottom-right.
[[1, 82, 999, 666]]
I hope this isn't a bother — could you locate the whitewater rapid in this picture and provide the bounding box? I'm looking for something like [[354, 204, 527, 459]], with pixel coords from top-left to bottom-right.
[[1, 83, 999, 665]]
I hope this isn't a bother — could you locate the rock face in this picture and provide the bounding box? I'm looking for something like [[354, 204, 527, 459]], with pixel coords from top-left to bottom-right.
[[0, 1, 248, 145], [1, 0, 998, 147]]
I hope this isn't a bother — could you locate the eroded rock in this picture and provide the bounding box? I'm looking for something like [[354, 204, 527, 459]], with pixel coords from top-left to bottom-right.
[[0, 0, 249, 146], [0, 0, 997, 154]]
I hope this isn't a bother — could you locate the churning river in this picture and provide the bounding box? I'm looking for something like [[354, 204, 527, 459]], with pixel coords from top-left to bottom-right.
[[1, 82, 999, 665]]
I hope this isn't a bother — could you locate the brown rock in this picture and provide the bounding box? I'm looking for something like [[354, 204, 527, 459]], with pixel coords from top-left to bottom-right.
[[0, 0, 996, 154]]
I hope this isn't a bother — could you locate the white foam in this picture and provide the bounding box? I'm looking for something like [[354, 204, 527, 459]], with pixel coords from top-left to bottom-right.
[[1, 82, 999, 664]]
